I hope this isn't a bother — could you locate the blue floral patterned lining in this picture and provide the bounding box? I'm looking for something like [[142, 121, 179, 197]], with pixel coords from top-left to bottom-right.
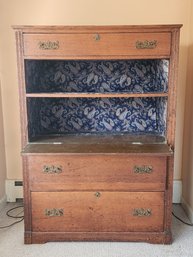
[[25, 60, 169, 93], [26, 59, 168, 140], [27, 97, 167, 140]]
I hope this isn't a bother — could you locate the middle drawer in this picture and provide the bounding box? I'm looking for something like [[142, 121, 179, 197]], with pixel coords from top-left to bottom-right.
[[28, 155, 166, 191]]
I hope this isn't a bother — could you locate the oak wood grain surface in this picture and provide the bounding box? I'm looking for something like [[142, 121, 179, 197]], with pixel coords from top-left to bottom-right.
[[22, 143, 173, 155], [26, 92, 168, 98], [31, 191, 164, 232], [23, 32, 171, 58], [28, 155, 167, 191]]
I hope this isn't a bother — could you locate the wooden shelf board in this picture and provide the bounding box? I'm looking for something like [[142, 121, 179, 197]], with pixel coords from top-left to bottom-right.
[[26, 92, 168, 98], [29, 133, 165, 144], [22, 133, 173, 156]]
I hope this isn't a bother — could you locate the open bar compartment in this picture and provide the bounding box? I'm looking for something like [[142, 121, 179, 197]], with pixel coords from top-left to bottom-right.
[[25, 59, 169, 94], [27, 97, 167, 142]]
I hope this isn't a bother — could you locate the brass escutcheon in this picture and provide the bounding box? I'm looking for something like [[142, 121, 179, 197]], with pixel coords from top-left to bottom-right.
[[134, 165, 153, 174], [45, 208, 64, 217], [38, 40, 59, 50], [95, 192, 101, 198], [136, 40, 157, 49], [133, 208, 152, 217], [43, 165, 63, 174], [94, 34, 100, 41]]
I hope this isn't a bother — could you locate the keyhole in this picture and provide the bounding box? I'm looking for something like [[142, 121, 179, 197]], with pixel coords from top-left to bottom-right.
[[94, 34, 100, 41], [95, 192, 101, 198]]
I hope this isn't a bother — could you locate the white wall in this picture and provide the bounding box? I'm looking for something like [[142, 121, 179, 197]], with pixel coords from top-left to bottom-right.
[[0, 80, 6, 202]]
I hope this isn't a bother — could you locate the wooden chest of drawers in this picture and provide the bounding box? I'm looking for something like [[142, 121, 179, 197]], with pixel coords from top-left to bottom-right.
[[14, 25, 182, 244]]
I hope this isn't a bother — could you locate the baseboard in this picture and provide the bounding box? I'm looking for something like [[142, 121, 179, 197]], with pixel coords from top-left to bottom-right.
[[5, 179, 181, 203], [181, 197, 193, 223], [172, 180, 182, 203], [0, 195, 7, 212], [5, 179, 23, 202]]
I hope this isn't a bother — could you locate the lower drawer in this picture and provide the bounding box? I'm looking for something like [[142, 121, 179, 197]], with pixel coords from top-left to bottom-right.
[[31, 191, 164, 232]]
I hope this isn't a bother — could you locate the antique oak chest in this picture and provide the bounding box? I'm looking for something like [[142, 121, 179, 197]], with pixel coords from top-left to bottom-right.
[[13, 25, 182, 244]]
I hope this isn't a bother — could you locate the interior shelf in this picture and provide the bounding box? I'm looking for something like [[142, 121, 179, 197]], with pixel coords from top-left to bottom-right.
[[22, 133, 172, 155], [26, 92, 168, 98], [29, 133, 166, 144], [22, 135, 172, 155]]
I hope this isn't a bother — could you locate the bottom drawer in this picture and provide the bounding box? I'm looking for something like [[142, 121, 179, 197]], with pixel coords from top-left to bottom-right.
[[31, 191, 164, 232]]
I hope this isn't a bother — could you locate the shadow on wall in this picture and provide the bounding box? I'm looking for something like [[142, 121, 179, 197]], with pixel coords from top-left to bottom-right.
[[182, 43, 193, 206], [0, 81, 7, 201]]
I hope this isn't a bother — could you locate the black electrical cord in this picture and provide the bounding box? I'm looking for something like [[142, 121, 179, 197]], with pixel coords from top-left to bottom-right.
[[1, 206, 193, 228], [6, 206, 24, 219], [0, 205, 24, 229], [172, 211, 193, 226]]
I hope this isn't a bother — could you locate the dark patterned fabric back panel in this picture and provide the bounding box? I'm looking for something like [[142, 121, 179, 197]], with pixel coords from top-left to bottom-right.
[[25, 60, 169, 93], [27, 97, 167, 139]]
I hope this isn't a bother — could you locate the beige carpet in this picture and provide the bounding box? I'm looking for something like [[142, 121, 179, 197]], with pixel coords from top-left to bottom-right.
[[0, 203, 193, 257]]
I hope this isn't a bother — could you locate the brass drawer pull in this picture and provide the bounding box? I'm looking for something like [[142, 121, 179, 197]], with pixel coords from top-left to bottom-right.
[[43, 165, 63, 174], [134, 165, 153, 174], [94, 34, 100, 41], [95, 192, 101, 198], [133, 208, 152, 217], [45, 208, 64, 217], [136, 40, 157, 49], [38, 40, 59, 50]]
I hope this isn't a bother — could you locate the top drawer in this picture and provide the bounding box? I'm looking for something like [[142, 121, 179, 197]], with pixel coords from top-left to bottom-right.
[[23, 32, 171, 58], [27, 155, 167, 191]]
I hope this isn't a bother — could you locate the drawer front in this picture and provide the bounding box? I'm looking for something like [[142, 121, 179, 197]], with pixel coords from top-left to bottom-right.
[[28, 155, 167, 191], [31, 191, 164, 232], [23, 33, 171, 58]]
